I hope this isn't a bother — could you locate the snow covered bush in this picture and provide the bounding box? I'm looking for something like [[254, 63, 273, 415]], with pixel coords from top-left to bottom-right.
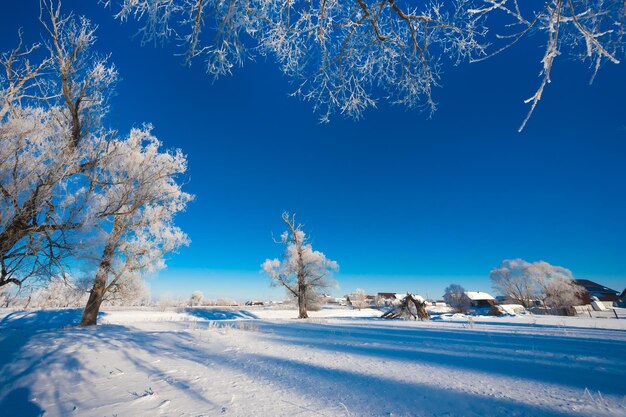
[[443, 284, 471, 313], [102, 273, 152, 307], [189, 291, 204, 307], [349, 289, 369, 310], [29, 275, 87, 309]]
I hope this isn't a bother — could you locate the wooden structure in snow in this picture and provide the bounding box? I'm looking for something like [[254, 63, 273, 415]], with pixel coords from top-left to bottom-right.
[[382, 293, 429, 320]]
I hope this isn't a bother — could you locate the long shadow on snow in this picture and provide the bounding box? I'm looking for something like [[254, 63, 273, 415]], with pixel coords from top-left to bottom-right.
[[111, 330, 589, 417], [251, 321, 626, 395], [431, 316, 626, 335], [254, 320, 626, 357], [77, 324, 593, 417], [182, 308, 258, 320], [220, 351, 593, 417]]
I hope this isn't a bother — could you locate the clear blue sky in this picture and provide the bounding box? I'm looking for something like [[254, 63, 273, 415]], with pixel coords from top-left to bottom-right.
[[2, 1, 625, 301]]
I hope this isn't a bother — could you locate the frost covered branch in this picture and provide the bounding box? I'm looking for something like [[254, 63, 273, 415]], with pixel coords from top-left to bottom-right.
[[109, 0, 624, 129], [471, 0, 625, 130]]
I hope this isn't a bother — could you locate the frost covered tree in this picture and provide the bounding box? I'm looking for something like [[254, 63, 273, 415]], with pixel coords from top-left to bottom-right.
[[0, 1, 115, 288], [262, 212, 338, 319], [80, 127, 192, 326], [189, 290, 203, 306], [349, 288, 369, 310], [490, 259, 540, 307], [30, 273, 87, 309], [101, 272, 152, 306], [106, 0, 624, 129], [528, 261, 585, 309], [490, 258, 584, 308], [443, 283, 470, 313]]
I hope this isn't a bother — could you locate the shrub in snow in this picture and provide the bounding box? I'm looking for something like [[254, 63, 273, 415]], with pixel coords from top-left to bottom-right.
[[30, 275, 87, 309], [189, 291, 204, 307], [348, 289, 369, 310], [102, 273, 152, 307], [443, 284, 471, 313]]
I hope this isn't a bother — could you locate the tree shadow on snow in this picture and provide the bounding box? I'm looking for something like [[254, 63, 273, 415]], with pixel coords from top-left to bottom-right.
[[76, 324, 587, 417], [182, 308, 258, 321], [0, 387, 45, 417], [2, 313, 625, 416], [248, 321, 626, 396]]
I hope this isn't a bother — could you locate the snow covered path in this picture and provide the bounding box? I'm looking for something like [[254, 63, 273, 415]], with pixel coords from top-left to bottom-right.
[[1, 308, 625, 417]]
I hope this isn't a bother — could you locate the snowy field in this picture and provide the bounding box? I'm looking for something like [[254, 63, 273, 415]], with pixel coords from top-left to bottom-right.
[[1, 307, 626, 417]]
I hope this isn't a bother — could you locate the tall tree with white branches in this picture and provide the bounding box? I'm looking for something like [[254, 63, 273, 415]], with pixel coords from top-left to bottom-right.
[[80, 126, 192, 326], [262, 212, 338, 319], [0, 1, 116, 289]]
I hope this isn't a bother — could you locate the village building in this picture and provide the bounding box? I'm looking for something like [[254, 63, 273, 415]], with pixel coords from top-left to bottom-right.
[[464, 291, 496, 308], [574, 279, 621, 308]]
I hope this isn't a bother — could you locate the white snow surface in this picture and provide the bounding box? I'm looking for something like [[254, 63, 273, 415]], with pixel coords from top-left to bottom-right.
[[1, 306, 626, 417]]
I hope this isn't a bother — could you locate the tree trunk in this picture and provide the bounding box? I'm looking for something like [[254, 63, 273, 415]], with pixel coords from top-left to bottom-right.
[[80, 218, 122, 326], [295, 236, 308, 319], [80, 275, 106, 326], [297, 279, 308, 319]]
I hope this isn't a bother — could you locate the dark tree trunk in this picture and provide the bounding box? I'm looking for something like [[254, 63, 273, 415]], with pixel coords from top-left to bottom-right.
[[80, 276, 106, 326], [80, 219, 122, 326], [297, 280, 308, 319]]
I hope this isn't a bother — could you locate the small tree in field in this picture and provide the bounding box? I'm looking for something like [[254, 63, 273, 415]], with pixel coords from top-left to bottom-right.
[[262, 212, 338, 319], [443, 284, 470, 313], [189, 291, 203, 307], [349, 289, 369, 310]]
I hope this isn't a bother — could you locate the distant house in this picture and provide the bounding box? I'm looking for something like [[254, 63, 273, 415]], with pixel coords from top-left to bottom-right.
[[575, 279, 621, 307], [376, 292, 398, 307], [464, 291, 496, 309], [620, 289, 626, 308], [345, 293, 375, 307]]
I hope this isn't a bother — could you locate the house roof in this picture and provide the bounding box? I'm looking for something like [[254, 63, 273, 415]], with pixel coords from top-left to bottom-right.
[[465, 291, 495, 301], [574, 279, 619, 295], [377, 292, 396, 299]]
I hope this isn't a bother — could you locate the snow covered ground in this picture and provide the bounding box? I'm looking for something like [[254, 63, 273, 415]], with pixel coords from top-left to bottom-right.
[[1, 306, 626, 417]]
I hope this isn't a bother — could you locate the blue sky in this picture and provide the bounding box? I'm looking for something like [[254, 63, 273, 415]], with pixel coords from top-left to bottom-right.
[[2, 1, 625, 301]]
